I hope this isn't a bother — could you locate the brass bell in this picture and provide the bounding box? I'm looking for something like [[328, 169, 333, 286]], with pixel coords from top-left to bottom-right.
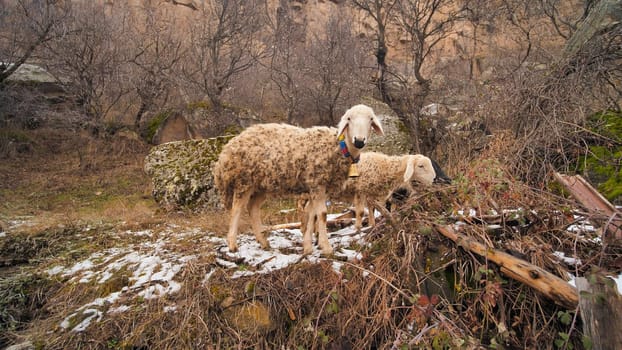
[[348, 163, 360, 177]]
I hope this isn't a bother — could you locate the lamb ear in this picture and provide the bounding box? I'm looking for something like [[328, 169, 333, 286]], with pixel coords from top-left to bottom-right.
[[372, 115, 384, 136], [337, 116, 349, 136], [403, 156, 415, 182]]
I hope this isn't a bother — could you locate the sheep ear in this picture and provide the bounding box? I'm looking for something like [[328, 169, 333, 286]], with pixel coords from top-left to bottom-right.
[[372, 115, 384, 136], [404, 156, 415, 182], [337, 116, 349, 136]]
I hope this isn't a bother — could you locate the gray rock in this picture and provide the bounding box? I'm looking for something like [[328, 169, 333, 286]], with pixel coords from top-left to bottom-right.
[[362, 99, 412, 156], [144, 135, 234, 210], [4, 63, 58, 84]]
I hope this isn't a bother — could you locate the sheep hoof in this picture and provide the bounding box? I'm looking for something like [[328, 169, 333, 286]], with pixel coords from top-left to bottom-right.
[[228, 243, 239, 253], [320, 247, 334, 257], [319, 251, 334, 258]]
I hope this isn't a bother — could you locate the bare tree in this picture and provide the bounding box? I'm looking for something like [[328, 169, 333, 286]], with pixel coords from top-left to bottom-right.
[[353, 0, 466, 153], [128, 1, 184, 129], [0, 0, 68, 83], [304, 12, 369, 125], [351, 0, 398, 104], [43, 1, 132, 120], [182, 0, 266, 113], [481, 0, 622, 185], [539, 0, 581, 39], [460, 0, 506, 80], [267, 0, 308, 124]]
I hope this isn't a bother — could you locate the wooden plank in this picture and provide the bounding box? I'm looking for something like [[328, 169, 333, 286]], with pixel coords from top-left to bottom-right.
[[553, 172, 622, 241], [268, 210, 355, 231], [435, 224, 579, 309]]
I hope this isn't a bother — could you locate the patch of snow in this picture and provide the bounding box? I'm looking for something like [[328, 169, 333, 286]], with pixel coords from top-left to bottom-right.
[[51, 220, 376, 332], [589, 236, 602, 244], [215, 258, 238, 269], [213, 224, 368, 279], [608, 274, 622, 294], [7, 218, 36, 230], [567, 223, 596, 233], [567, 273, 576, 288], [68, 309, 102, 332], [553, 251, 582, 266], [46, 266, 65, 275], [164, 305, 177, 313], [123, 229, 153, 237], [64, 259, 96, 276], [108, 305, 131, 314], [60, 292, 122, 332], [78, 271, 96, 283], [335, 248, 363, 262], [567, 273, 622, 296], [332, 261, 344, 274], [179, 255, 197, 263], [457, 208, 477, 217], [268, 232, 300, 249], [51, 232, 194, 331]]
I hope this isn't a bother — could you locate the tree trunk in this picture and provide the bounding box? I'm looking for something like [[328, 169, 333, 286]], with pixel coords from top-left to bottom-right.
[[576, 272, 622, 350], [563, 0, 622, 58]]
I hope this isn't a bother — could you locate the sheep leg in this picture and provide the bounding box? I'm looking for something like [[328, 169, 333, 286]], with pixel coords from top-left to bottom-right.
[[297, 197, 310, 241], [367, 199, 376, 227], [353, 194, 365, 231], [313, 188, 333, 256], [248, 192, 270, 249], [302, 201, 315, 255], [227, 191, 252, 252]]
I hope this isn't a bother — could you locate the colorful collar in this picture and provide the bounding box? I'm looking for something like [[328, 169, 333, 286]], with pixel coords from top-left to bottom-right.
[[338, 133, 360, 163]]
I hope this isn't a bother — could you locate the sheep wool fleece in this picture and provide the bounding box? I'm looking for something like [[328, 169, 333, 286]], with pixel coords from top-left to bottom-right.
[[213, 123, 351, 210]]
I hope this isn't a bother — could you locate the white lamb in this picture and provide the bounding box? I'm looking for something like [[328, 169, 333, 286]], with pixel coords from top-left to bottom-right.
[[213, 104, 384, 255], [300, 152, 438, 232]]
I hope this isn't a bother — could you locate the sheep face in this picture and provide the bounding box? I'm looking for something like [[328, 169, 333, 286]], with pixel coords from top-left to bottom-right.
[[337, 104, 384, 150], [404, 154, 436, 185]]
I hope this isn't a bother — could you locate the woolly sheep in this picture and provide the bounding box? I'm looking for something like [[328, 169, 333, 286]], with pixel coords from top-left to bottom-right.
[[213, 104, 384, 255], [386, 158, 451, 210], [302, 152, 439, 232]]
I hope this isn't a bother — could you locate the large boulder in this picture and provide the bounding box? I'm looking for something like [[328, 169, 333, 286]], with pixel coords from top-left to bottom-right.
[[151, 111, 198, 145], [362, 99, 412, 156], [144, 135, 234, 210]]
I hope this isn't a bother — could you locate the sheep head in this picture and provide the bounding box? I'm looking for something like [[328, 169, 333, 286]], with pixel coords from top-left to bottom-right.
[[404, 154, 436, 186], [337, 104, 384, 152]]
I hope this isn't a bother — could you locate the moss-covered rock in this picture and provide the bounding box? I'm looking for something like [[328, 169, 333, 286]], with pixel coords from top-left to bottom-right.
[[361, 99, 412, 155], [581, 110, 622, 203], [143, 135, 235, 210]]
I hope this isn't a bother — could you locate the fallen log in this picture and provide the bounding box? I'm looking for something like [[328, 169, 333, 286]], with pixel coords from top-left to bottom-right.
[[435, 224, 579, 309], [268, 210, 355, 231]]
